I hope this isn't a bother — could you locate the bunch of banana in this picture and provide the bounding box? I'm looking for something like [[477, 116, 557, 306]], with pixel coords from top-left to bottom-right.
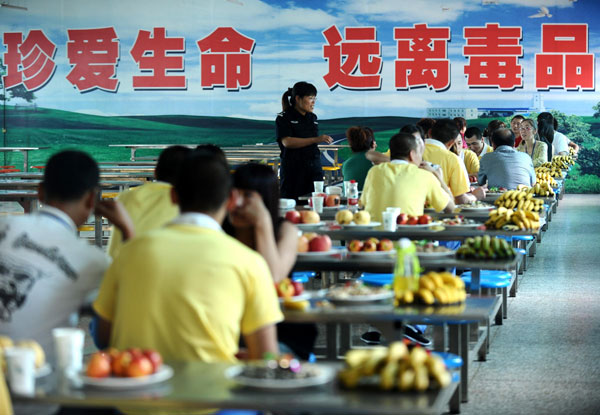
[[569, 147, 577, 157], [485, 207, 540, 231], [338, 342, 452, 391], [494, 190, 543, 211], [535, 165, 563, 178], [535, 171, 558, 187], [530, 182, 555, 197], [551, 155, 575, 169], [457, 235, 516, 260], [396, 271, 466, 306], [511, 209, 541, 230]]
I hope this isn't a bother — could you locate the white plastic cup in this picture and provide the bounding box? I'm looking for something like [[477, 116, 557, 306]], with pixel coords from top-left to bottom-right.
[[311, 196, 324, 214], [343, 181, 351, 197], [52, 328, 84, 372], [313, 181, 324, 193], [386, 207, 401, 222], [4, 347, 36, 395], [382, 211, 397, 232]]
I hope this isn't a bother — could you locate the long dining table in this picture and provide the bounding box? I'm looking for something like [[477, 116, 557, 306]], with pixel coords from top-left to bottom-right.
[[13, 361, 460, 415]]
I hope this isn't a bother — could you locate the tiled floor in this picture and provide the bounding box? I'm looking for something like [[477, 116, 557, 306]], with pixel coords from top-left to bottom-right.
[[458, 194, 600, 415]]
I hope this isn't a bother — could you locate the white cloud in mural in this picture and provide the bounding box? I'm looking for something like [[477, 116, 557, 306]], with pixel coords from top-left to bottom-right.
[[7, 0, 339, 39], [331, 0, 578, 23]]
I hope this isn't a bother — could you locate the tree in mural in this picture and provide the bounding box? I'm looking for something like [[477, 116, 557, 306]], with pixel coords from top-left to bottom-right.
[[594, 102, 600, 118], [0, 57, 37, 102]]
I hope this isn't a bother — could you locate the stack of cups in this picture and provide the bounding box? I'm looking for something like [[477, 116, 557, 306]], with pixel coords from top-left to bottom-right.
[[53, 328, 84, 374], [4, 347, 35, 395], [313, 181, 324, 193]]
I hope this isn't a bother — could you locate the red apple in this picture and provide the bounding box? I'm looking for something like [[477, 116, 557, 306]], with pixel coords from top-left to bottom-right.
[[367, 237, 379, 245], [128, 348, 144, 359], [362, 240, 377, 252], [276, 278, 295, 298], [397, 213, 408, 225], [291, 281, 304, 296], [104, 347, 120, 364], [418, 214, 432, 225], [297, 235, 309, 253], [111, 350, 132, 377], [325, 194, 341, 207], [126, 355, 153, 378], [309, 235, 332, 252], [348, 239, 364, 252], [142, 349, 163, 373], [407, 216, 419, 225], [377, 239, 394, 251], [285, 210, 301, 224], [86, 352, 111, 378]]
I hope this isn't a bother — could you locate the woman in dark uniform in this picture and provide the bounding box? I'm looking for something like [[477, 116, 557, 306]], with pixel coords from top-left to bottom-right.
[[276, 81, 333, 200]]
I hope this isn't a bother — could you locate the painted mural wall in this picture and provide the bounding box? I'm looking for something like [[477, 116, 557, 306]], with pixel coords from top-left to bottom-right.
[[1, 0, 599, 191]]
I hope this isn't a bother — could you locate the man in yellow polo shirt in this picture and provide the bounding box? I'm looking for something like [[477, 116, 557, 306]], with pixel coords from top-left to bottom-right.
[[107, 145, 192, 258], [94, 152, 282, 362], [424, 119, 486, 204], [361, 132, 455, 222]]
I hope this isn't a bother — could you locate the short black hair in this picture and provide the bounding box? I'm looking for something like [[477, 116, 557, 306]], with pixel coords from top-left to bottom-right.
[[174, 152, 232, 213], [399, 124, 425, 139], [511, 114, 525, 122], [43, 150, 99, 202], [155, 146, 192, 184], [389, 132, 419, 160], [430, 118, 459, 144], [465, 126, 483, 141], [195, 143, 227, 166], [491, 128, 515, 148], [416, 118, 436, 137]]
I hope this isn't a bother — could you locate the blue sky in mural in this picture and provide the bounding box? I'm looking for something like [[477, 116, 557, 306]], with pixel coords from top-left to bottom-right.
[[1, 0, 599, 119]]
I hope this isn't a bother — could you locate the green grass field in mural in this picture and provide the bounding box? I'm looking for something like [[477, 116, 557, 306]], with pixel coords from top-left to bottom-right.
[[1, 106, 598, 193]]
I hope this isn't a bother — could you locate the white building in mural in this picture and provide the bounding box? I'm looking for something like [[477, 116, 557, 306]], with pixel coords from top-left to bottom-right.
[[426, 107, 479, 119]]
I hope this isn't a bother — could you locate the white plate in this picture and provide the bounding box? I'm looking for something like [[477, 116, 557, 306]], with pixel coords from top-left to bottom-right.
[[440, 222, 482, 229], [297, 248, 345, 258], [296, 222, 325, 229], [457, 205, 494, 212], [347, 250, 396, 258], [416, 250, 456, 258], [340, 221, 381, 228], [225, 363, 335, 390], [278, 293, 311, 303], [71, 365, 173, 389], [323, 204, 346, 210], [325, 291, 394, 305], [396, 221, 442, 228]]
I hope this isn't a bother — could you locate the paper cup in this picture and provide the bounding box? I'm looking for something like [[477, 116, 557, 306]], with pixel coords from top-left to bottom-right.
[[386, 207, 401, 221], [382, 211, 397, 232], [326, 186, 342, 195], [311, 196, 324, 213], [4, 347, 35, 395], [313, 181, 324, 193], [52, 328, 84, 372]]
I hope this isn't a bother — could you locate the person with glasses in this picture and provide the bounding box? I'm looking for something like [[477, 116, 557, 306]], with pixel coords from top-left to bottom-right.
[[276, 82, 333, 200], [516, 119, 550, 168]]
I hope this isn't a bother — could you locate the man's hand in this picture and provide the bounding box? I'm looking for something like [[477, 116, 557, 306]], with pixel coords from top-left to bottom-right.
[[95, 199, 135, 241], [471, 185, 487, 200], [316, 134, 333, 144]]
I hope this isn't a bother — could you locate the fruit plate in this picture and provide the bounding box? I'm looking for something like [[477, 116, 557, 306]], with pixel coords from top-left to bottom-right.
[[457, 204, 494, 212], [278, 293, 311, 303], [325, 291, 394, 305], [70, 365, 173, 389], [224, 363, 335, 390], [396, 221, 442, 228], [323, 204, 347, 211], [296, 222, 326, 229], [416, 250, 456, 258], [340, 221, 381, 229], [297, 247, 346, 258], [347, 250, 396, 259]]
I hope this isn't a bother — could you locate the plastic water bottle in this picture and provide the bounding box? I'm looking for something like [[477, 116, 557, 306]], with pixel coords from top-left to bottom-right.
[[393, 238, 420, 298], [347, 180, 359, 206]]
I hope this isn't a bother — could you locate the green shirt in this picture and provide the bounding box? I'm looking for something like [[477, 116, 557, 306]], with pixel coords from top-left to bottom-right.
[[342, 151, 373, 190]]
